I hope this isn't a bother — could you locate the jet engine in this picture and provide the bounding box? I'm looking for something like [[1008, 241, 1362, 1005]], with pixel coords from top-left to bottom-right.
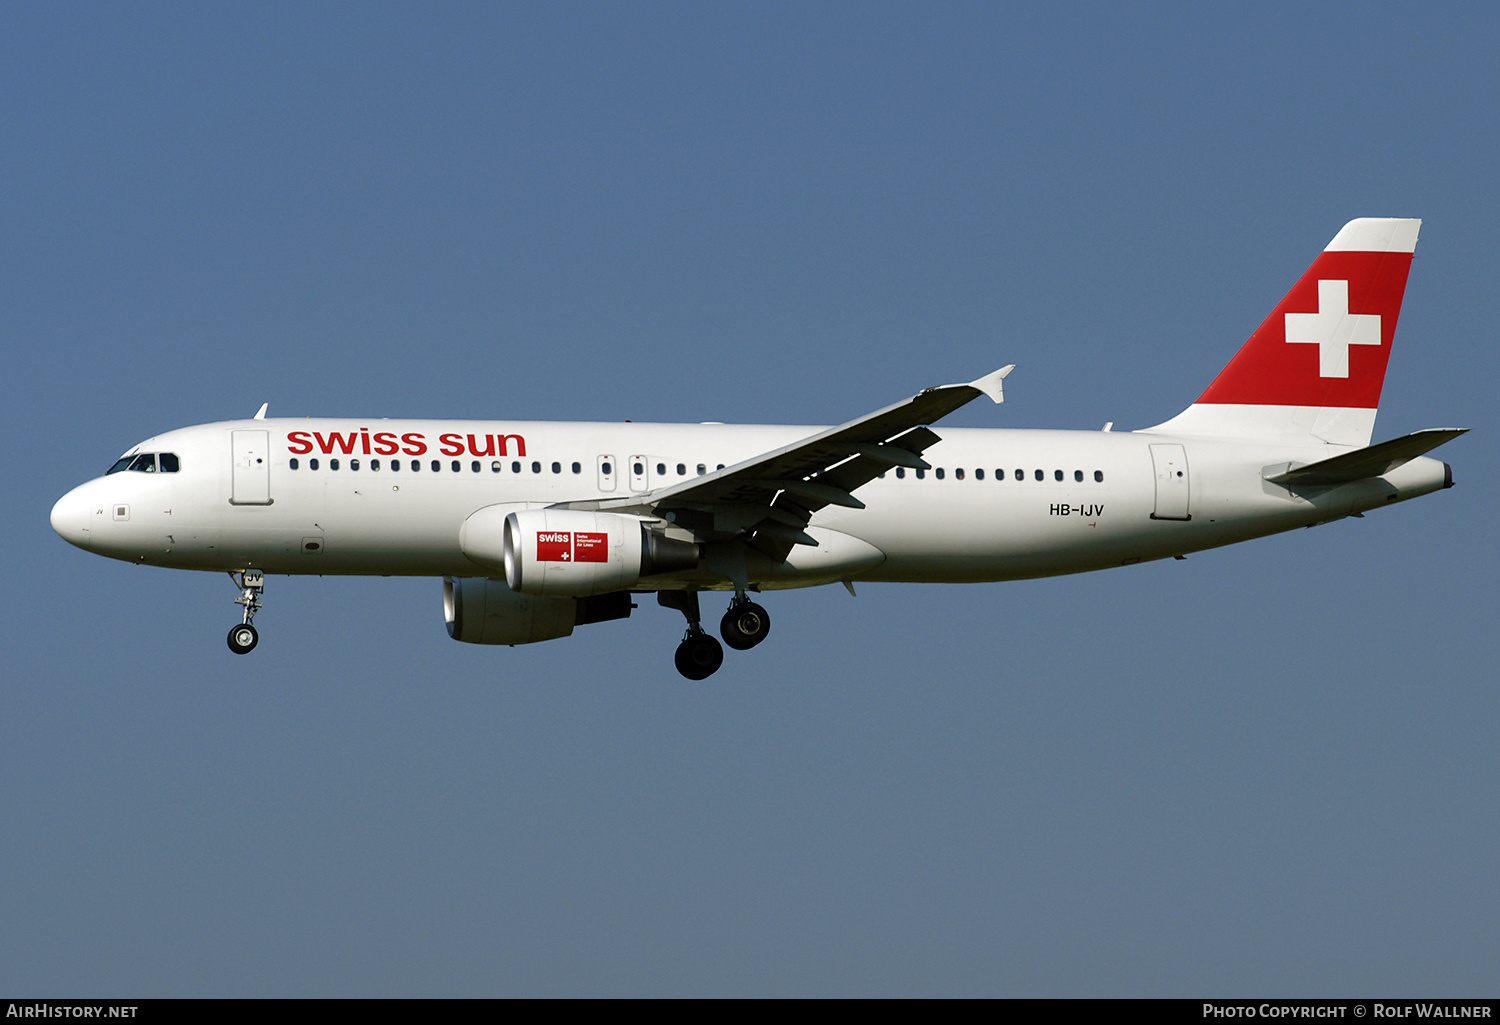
[[443, 576, 633, 645], [499, 509, 699, 597]]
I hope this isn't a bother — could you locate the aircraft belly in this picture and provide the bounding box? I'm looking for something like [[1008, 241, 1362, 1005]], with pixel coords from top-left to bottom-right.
[[818, 471, 1335, 583], [815, 483, 1145, 581], [747, 526, 886, 588]]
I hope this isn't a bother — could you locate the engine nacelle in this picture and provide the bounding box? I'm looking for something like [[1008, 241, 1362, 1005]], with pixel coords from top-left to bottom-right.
[[443, 577, 636, 645], [443, 576, 577, 645], [496, 508, 699, 597]]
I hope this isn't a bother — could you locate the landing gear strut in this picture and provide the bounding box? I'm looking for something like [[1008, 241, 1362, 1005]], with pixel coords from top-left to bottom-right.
[[659, 591, 724, 680], [720, 596, 771, 650], [227, 568, 264, 655]]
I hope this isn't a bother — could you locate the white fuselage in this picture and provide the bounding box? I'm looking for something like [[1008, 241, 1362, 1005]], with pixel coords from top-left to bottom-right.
[[51, 417, 1450, 589]]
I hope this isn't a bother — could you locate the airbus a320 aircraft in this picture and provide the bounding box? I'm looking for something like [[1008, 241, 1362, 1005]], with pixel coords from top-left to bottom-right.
[[52, 218, 1464, 679]]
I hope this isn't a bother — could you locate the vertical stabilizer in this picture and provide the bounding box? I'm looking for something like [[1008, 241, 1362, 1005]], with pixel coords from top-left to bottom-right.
[[1143, 218, 1420, 448]]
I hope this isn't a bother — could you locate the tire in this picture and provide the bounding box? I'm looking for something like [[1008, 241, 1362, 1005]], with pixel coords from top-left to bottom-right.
[[227, 623, 259, 655], [720, 601, 770, 650], [674, 633, 724, 680]]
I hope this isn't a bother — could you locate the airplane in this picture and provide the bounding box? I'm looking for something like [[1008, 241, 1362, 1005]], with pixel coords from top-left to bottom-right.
[[51, 217, 1465, 679]]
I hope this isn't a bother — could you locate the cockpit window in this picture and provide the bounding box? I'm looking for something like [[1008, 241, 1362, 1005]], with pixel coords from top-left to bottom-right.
[[107, 452, 181, 474]]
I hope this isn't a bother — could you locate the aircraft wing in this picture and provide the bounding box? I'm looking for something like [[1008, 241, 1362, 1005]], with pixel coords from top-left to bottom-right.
[[574, 365, 1013, 556]]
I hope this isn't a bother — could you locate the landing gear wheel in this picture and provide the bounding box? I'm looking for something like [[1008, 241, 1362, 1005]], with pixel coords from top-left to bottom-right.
[[720, 601, 771, 650], [227, 623, 259, 655], [674, 632, 724, 680]]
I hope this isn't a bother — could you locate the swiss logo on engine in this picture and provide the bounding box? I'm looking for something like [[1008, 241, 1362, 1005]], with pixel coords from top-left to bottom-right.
[[537, 531, 573, 562], [536, 531, 608, 563]]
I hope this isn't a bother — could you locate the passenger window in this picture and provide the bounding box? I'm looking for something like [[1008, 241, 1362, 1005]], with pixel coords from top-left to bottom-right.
[[956, 468, 965, 480], [975, 469, 984, 480], [532, 461, 541, 473], [410, 460, 419, 471], [1054, 469, 1063, 481], [716, 464, 724, 470], [1074, 470, 1083, 482], [159, 453, 180, 473], [698, 464, 707, 475], [512, 461, 521, 473], [1034, 469, 1043, 481], [553, 461, 562, 474], [1094, 470, 1104, 482], [633, 462, 643, 475], [492, 461, 502, 473], [935, 468, 945, 480], [371, 459, 380, 471], [895, 467, 906, 479], [572, 462, 581, 474], [656, 462, 665, 476], [915, 469, 926, 480], [351, 459, 361, 471], [430, 460, 440, 472], [290, 458, 299, 470], [601, 461, 612, 475], [310, 458, 320, 471], [1015, 469, 1023, 481], [471, 461, 480, 472], [676, 463, 686, 475], [331, 459, 340, 471]]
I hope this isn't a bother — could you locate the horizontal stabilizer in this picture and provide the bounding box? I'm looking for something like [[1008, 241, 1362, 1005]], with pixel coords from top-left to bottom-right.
[[1266, 428, 1468, 486]]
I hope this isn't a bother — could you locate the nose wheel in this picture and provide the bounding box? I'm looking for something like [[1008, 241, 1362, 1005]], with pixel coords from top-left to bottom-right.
[[227, 569, 265, 655], [227, 623, 259, 654]]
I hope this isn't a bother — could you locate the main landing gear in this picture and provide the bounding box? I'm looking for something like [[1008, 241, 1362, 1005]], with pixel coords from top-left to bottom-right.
[[720, 596, 771, 651], [227, 568, 264, 655], [658, 590, 772, 680]]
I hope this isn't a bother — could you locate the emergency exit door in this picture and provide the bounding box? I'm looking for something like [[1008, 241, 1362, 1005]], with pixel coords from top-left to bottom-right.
[[1149, 443, 1190, 520], [231, 430, 272, 505]]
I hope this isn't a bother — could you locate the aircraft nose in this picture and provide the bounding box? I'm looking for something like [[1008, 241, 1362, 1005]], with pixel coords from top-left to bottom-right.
[[51, 486, 93, 550]]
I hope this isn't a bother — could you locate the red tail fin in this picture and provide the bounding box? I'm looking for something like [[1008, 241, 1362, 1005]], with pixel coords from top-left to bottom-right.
[[1146, 218, 1419, 447]]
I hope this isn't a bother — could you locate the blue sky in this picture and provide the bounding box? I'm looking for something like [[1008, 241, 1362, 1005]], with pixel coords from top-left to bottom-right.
[[3, 3, 1495, 996]]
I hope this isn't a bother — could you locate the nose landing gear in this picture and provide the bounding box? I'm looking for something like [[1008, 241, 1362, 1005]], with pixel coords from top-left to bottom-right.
[[228, 622, 258, 654], [227, 569, 264, 655]]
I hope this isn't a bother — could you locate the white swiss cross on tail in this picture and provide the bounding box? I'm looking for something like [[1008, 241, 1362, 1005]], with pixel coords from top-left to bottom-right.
[[1285, 279, 1381, 378]]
